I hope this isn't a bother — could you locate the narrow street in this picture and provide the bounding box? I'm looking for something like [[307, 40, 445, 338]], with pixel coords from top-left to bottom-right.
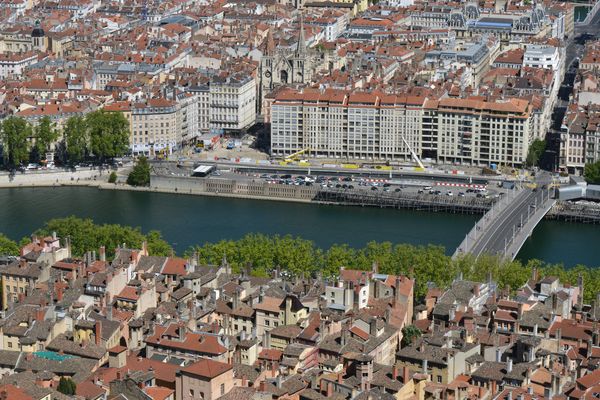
[[540, 11, 600, 171]]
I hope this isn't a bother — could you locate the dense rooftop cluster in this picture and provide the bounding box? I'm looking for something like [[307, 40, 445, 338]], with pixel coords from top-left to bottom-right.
[[0, 0, 586, 168], [0, 232, 597, 399]]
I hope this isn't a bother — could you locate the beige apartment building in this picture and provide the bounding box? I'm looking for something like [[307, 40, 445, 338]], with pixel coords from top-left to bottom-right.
[[176, 358, 233, 400], [272, 88, 533, 166], [271, 89, 424, 161], [422, 97, 534, 166]]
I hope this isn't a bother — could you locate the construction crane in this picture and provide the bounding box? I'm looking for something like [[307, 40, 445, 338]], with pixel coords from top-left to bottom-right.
[[400, 136, 425, 170], [283, 148, 311, 163]]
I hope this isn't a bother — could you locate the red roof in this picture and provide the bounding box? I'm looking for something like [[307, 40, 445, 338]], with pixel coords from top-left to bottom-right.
[[144, 386, 175, 400], [161, 257, 188, 276], [0, 384, 33, 400], [116, 286, 139, 301], [259, 348, 283, 361], [145, 324, 227, 356], [181, 358, 232, 379]]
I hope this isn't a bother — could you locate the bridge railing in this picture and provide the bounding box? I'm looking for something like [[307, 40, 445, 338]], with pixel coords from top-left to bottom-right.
[[452, 187, 522, 259], [503, 188, 555, 260]]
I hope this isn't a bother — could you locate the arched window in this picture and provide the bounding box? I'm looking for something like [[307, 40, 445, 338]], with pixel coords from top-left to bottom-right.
[[280, 70, 288, 83]]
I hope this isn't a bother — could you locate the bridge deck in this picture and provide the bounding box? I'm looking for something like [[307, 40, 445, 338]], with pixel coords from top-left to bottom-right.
[[453, 184, 555, 261]]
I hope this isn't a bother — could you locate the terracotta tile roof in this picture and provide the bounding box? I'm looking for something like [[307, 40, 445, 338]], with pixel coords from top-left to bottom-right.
[[116, 286, 139, 301], [144, 386, 174, 400], [181, 358, 232, 379], [161, 257, 188, 276], [76, 380, 106, 399], [259, 348, 283, 361], [145, 324, 227, 356], [0, 384, 33, 400], [254, 296, 283, 313], [549, 319, 594, 341]]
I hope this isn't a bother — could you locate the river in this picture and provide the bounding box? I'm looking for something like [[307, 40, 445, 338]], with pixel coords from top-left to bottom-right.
[[0, 187, 598, 267]]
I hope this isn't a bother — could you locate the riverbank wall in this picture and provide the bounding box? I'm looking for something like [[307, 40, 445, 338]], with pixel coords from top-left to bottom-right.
[[0, 168, 109, 188], [2, 171, 599, 223]]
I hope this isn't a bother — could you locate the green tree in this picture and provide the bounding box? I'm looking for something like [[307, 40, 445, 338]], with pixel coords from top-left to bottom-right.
[[34, 116, 59, 159], [36, 216, 172, 258], [526, 139, 546, 167], [127, 156, 151, 186], [57, 377, 76, 395], [1, 117, 31, 167], [63, 115, 88, 164], [584, 160, 600, 184], [0, 233, 19, 255], [401, 325, 422, 348], [108, 171, 118, 183], [86, 110, 130, 160], [146, 230, 173, 256]]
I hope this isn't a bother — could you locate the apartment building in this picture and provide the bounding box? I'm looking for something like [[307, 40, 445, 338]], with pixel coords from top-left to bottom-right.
[[0, 51, 37, 79], [185, 83, 210, 134], [560, 109, 600, 174], [131, 99, 177, 154], [270, 88, 424, 161], [422, 97, 533, 166], [209, 74, 256, 132], [106, 97, 194, 155], [523, 44, 560, 71]]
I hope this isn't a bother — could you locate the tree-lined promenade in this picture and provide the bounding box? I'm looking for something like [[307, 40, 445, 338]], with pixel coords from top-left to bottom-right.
[[0, 217, 598, 303], [0, 111, 129, 168]]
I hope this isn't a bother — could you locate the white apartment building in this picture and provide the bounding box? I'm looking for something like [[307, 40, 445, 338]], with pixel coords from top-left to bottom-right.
[[271, 89, 424, 160], [0, 51, 37, 79], [523, 45, 560, 71], [185, 84, 211, 134], [209, 75, 256, 132], [176, 92, 199, 145], [422, 97, 533, 166]]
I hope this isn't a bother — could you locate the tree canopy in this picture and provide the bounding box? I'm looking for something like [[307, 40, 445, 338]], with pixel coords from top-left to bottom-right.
[[584, 160, 600, 184], [526, 139, 546, 167], [57, 377, 76, 395], [36, 216, 172, 258], [401, 325, 422, 347], [34, 116, 59, 158], [63, 115, 89, 164], [1, 117, 32, 167], [127, 156, 151, 186], [86, 110, 130, 160], [0, 234, 19, 256]]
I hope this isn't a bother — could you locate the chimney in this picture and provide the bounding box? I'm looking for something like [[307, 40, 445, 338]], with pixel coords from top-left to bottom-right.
[[551, 373, 560, 397], [422, 359, 428, 374], [495, 348, 502, 362], [369, 318, 377, 336], [56, 286, 63, 302], [507, 358, 513, 373], [395, 276, 402, 303], [337, 373, 342, 384], [326, 382, 333, 397], [99, 246, 106, 262], [95, 321, 102, 346], [392, 365, 398, 380], [402, 366, 410, 383], [36, 308, 45, 321], [491, 380, 497, 395], [242, 374, 247, 387]]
